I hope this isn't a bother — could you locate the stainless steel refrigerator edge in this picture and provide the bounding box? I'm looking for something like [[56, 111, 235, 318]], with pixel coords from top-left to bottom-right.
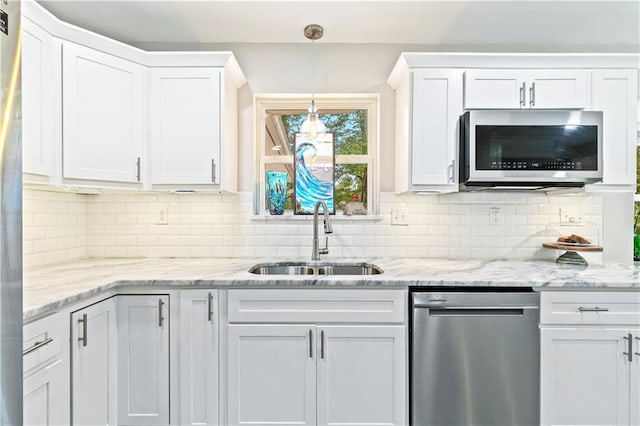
[[0, 0, 22, 425]]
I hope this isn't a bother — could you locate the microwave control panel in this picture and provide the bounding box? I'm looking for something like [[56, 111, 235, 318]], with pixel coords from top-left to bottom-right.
[[488, 160, 583, 170]]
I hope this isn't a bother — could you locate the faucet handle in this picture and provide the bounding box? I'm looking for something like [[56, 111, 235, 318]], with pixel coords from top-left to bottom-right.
[[319, 236, 330, 255]]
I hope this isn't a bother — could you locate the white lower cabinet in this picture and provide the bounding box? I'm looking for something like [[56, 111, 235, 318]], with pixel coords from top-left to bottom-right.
[[316, 326, 405, 426], [179, 290, 219, 426], [540, 291, 640, 426], [71, 297, 118, 426], [227, 324, 317, 426], [23, 312, 69, 426], [117, 295, 170, 426], [541, 328, 638, 425], [226, 289, 407, 426]]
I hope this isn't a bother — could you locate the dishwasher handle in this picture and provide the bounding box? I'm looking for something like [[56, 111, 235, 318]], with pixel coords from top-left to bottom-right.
[[415, 306, 531, 316]]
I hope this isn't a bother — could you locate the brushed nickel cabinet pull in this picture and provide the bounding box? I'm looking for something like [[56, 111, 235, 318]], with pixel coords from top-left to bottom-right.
[[158, 299, 165, 328], [320, 330, 325, 360], [519, 82, 526, 107], [448, 160, 455, 183], [23, 337, 54, 356], [529, 82, 535, 107], [136, 157, 141, 182], [578, 306, 609, 312], [623, 333, 633, 362], [78, 313, 88, 347], [211, 159, 216, 183], [309, 330, 313, 359], [207, 292, 213, 322]]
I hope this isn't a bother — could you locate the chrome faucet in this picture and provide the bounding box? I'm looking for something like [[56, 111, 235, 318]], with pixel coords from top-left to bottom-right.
[[311, 200, 333, 261]]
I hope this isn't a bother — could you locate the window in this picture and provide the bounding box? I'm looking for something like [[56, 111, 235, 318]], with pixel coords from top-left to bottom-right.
[[634, 146, 640, 260], [255, 95, 378, 215]]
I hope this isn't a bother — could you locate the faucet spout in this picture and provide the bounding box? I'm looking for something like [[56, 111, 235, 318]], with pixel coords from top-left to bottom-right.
[[312, 201, 332, 261]]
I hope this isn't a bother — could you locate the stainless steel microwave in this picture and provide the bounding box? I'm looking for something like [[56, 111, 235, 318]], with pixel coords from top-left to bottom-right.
[[459, 110, 603, 189]]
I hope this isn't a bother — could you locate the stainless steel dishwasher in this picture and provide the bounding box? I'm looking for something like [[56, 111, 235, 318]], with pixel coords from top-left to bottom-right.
[[411, 289, 540, 426]]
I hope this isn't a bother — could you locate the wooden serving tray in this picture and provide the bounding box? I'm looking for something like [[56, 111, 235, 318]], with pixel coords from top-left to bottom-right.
[[542, 243, 603, 252]]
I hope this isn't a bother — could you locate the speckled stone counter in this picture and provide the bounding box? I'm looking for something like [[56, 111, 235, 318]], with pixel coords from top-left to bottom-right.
[[23, 257, 640, 321]]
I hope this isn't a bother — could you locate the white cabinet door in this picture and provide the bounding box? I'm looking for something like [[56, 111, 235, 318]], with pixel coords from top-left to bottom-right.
[[71, 298, 118, 426], [528, 70, 589, 109], [630, 328, 640, 426], [316, 325, 406, 426], [23, 312, 69, 426], [23, 359, 67, 426], [464, 69, 525, 109], [464, 69, 589, 109], [227, 325, 316, 426], [179, 291, 218, 426], [149, 68, 222, 186], [540, 328, 631, 426], [62, 41, 143, 184], [117, 295, 170, 425], [411, 69, 463, 189], [591, 69, 638, 186], [21, 18, 53, 180]]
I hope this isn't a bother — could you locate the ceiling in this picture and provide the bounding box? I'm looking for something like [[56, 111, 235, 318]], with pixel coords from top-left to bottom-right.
[[37, 1, 639, 51]]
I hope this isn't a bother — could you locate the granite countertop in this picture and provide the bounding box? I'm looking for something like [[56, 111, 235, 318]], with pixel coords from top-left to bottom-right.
[[23, 257, 640, 321]]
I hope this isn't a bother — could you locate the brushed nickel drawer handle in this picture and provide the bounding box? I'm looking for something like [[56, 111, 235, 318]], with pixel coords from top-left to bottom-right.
[[23, 337, 54, 356], [578, 307, 609, 312]]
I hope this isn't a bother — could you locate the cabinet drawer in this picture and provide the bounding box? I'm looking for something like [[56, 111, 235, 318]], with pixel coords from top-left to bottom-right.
[[540, 291, 640, 325], [228, 289, 406, 323], [23, 313, 63, 373]]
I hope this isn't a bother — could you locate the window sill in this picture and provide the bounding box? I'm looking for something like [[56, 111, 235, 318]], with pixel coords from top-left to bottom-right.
[[251, 214, 384, 222]]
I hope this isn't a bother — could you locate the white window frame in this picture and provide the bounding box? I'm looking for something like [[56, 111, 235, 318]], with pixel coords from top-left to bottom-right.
[[254, 94, 379, 216]]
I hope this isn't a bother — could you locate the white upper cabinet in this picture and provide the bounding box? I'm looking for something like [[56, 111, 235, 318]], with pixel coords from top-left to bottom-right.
[[464, 69, 589, 109], [21, 18, 54, 182], [62, 41, 144, 185], [590, 69, 638, 186], [150, 68, 222, 187], [148, 58, 243, 191], [411, 69, 464, 189], [387, 63, 463, 193]]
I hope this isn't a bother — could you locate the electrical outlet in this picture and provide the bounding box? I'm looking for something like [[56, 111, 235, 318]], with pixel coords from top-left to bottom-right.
[[560, 207, 582, 223], [489, 206, 502, 226], [157, 206, 168, 225], [391, 208, 408, 226]]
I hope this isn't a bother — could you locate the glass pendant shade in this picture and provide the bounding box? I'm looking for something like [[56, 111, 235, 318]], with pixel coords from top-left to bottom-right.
[[300, 100, 326, 141]]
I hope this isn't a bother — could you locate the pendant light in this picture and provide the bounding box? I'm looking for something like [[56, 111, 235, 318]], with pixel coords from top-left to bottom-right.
[[300, 24, 326, 141]]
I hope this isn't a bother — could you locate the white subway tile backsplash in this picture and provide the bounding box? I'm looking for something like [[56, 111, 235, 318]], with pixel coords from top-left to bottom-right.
[[23, 188, 604, 267]]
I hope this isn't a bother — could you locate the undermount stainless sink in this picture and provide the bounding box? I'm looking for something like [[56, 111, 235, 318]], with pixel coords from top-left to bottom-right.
[[248, 261, 383, 276]]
